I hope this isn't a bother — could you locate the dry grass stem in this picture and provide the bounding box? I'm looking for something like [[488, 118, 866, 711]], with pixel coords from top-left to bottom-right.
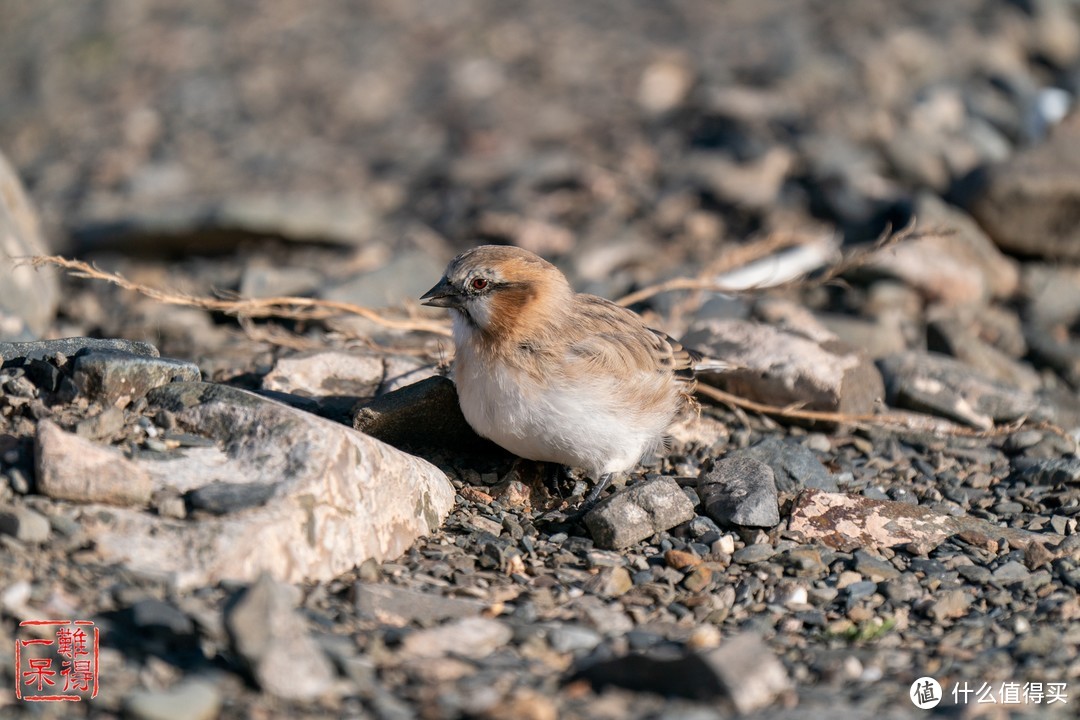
[[615, 231, 809, 307], [694, 382, 1070, 443], [29, 255, 452, 337]]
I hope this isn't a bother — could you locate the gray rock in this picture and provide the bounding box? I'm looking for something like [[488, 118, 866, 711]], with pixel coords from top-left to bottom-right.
[[635, 56, 686, 113], [0, 311, 35, 342], [75, 406, 126, 440], [353, 376, 488, 450], [2, 372, 35, 398], [581, 566, 633, 598], [354, 582, 484, 625], [927, 310, 1041, 392], [698, 457, 780, 528], [683, 147, 794, 210], [732, 295, 839, 340], [1051, 515, 1074, 535], [77, 193, 380, 251], [868, 192, 1018, 304], [1029, 1, 1080, 68], [926, 589, 972, 621], [0, 337, 158, 363], [219, 193, 380, 247], [0, 506, 51, 543], [852, 550, 900, 581], [462, 514, 502, 535], [1016, 457, 1080, 485], [685, 318, 883, 415], [1020, 266, 1080, 386], [75, 382, 454, 589], [131, 598, 194, 636], [845, 580, 879, 600], [548, 624, 603, 654], [878, 351, 1037, 429], [35, 419, 154, 506], [687, 515, 723, 539], [123, 678, 222, 720], [321, 639, 376, 694], [21, 357, 61, 392], [239, 264, 323, 299], [322, 250, 448, 309], [226, 573, 335, 700], [1025, 329, 1080, 388], [398, 617, 512, 660], [883, 119, 954, 191], [262, 350, 384, 398], [778, 546, 827, 577], [72, 350, 201, 404], [702, 632, 793, 714], [991, 560, 1031, 585], [969, 111, 1080, 259], [974, 304, 1030, 359], [1023, 263, 1080, 328], [881, 574, 924, 603], [958, 565, 992, 584], [814, 312, 909, 360], [584, 476, 696, 550], [0, 151, 58, 336], [726, 437, 838, 493], [7, 468, 30, 495], [732, 543, 775, 564], [1014, 626, 1060, 658], [185, 481, 279, 515]]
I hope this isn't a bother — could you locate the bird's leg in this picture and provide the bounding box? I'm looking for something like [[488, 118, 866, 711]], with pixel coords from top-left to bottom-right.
[[582, 473, 613, 508], [543, 462, 562, 494], [559, 473, 614, 526], [541, 462, 576, 498]]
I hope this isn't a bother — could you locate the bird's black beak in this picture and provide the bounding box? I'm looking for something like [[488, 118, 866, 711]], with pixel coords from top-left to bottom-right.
[[420, 277, 462, 309]]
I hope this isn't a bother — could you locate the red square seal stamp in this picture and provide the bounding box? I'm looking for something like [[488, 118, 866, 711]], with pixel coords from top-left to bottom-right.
[[14, 620, 99, 701]]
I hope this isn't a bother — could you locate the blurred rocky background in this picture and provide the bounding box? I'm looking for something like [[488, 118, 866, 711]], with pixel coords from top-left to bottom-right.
[[2, 1, 1080, 718]]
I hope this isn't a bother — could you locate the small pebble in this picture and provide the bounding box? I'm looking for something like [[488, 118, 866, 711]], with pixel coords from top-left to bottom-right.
[[733, 544, 775, 564]]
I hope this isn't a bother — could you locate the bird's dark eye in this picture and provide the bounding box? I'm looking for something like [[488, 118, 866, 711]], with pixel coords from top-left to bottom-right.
[[470, 278, 489, 291]]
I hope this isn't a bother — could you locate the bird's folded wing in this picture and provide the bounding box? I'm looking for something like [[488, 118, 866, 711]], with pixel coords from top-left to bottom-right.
[[563, 296, 696, 385]]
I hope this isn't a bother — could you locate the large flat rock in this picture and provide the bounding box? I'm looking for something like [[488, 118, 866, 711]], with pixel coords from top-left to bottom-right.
[[59, 382, 454, 589], [788, 489, 1061, 553], [684, 318, 884, 415], [869, 192, 1018, 304], [878, 351, 1037, 429], [1, 337, 159, 364]]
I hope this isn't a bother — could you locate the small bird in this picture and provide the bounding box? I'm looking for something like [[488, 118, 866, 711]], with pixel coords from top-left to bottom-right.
[[421, 245, 708, 505]]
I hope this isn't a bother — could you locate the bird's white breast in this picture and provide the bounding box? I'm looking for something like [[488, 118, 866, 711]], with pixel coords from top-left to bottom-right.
[[450, 314, 676, 477]]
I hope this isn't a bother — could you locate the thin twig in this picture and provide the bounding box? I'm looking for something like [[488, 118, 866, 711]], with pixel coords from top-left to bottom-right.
[[694, 383, 1032, 439], [28, 255, 452, 336], [615, 231, 808, 307]]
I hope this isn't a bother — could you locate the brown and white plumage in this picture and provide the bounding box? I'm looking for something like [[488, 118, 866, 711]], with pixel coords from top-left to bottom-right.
[[422, 245, 704, 502]]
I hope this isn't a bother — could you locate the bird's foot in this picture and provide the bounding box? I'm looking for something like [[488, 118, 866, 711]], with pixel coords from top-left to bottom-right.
[[582, 473, 613, 508], [559, 473, 613, 525]]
